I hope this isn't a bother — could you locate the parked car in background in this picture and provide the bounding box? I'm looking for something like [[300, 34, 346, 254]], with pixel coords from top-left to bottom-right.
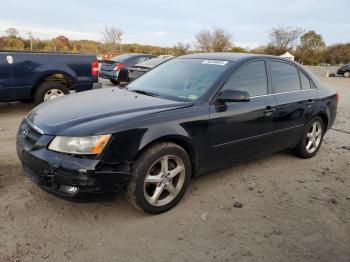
[[0, 51, 100, 105], [337, 63, 350, 77], [17, 53, 338, 214], [99, 53, 156, 85], [118, 56, 174, 84]]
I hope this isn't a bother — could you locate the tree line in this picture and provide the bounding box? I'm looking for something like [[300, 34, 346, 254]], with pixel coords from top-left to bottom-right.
[[1, 26, 349, 65]]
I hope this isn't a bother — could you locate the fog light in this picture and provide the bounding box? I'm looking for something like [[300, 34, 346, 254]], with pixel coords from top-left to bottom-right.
[[59, 185, 79, 194]]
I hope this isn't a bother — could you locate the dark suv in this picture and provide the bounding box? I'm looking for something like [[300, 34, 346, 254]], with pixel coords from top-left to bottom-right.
[[337, 63, 350, 78], [99, 53, 155, 84]]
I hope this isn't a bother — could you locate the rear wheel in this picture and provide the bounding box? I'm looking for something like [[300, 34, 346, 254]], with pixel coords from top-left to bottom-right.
[[293, 116, 324, 158], [344, 71, 350, 78], [126, 142, 191, 214], [34, 82, 69, 105]]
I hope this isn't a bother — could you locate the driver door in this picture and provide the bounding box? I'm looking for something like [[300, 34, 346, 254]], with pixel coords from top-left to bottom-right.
[[207, 60, 276, 166]]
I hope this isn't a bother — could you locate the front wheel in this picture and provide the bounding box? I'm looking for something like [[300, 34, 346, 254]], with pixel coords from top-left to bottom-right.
[[344, 71, 350, 78], [293, 117, 324, 158], [126, 142, 191, 214], [34, 82, 69, 105]]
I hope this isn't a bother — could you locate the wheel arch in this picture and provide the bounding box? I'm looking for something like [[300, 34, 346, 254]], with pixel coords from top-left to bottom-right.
[[134, 135, 198, 176], [318, 111, 329, 130], [31, 72, 74, 97]]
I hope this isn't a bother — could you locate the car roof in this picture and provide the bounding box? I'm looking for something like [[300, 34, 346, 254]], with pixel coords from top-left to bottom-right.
[[123, 53, 152, 56], [178, 52, 279, 62]]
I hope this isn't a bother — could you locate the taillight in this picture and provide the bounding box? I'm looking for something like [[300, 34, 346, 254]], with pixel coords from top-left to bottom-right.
[[113, 63, 125, 71], [91, 60, 99, 76]]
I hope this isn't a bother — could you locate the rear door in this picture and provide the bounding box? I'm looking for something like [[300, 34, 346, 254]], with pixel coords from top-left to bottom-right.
[[208, 60, 276, 166], [269, 60, 318, 149]]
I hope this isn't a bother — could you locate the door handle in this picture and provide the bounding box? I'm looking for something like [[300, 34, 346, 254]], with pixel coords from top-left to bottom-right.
[[307, 99, 315, 105], [264, 106, 275, 116]]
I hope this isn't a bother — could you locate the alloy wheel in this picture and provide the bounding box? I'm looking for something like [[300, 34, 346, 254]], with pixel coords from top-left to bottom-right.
[[143, 155, 186, 207], [305, 121, 322, 154], [44, 89, 65, 101]]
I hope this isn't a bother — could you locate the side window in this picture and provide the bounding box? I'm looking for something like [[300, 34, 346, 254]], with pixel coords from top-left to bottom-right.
[[138, 56, 149, 63], [270, 61, 301, 93], [223, 61, 268, 97], [299, 71, 311, 90]]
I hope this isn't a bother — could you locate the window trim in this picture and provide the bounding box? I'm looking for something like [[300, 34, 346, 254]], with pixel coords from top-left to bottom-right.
[[298, 69, 315, 90], [267, 59, 318, 93], [216, 59, 269, 99], [268, 59, 303, 94], [250, 88, 315, 98]]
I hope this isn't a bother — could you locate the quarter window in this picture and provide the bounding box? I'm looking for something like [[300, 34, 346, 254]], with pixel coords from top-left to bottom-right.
[[299, 71, 311, 90], [223, 61, 268, 97], [270, 61, 301, 93]]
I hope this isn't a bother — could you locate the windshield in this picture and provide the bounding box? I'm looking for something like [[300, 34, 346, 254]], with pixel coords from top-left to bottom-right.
[[127, 58, 229, 101]]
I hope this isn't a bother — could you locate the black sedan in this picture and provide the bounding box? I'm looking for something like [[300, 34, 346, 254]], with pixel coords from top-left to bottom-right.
[[17, 53, 338, 213], [337, 63, 350, 78], [118, 56, 174, 84], [99, 53, 155, 84]]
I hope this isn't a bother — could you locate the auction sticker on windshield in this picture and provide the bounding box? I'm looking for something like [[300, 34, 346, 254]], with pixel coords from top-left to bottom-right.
[[202, 60, 228, 66]]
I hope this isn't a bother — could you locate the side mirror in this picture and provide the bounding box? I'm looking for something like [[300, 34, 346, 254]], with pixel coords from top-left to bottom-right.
[[217, 90, 250, 103]]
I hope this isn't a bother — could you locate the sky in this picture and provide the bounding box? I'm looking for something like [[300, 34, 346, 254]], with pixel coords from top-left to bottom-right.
[[0, 0, 349, 48]]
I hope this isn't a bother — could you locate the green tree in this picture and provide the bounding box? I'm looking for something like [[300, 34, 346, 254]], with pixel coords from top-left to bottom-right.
[[231, 46, 247, 53], [296, 31, 325, 65], [250, 45, 268, 54], [5, 27, 19, 37], [195, 27, 232, 52], [325, 43, 350, 65], [173, 42, 190, 56], [3, 36, 25, 50], [51, 35, 70, 51], [267, 25, 304, 55]]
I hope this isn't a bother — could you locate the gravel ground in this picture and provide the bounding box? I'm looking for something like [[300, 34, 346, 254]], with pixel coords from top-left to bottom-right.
[[0, 67, 349, 262]]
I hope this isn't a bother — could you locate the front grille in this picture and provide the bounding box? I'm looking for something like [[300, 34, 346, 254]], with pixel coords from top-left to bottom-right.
[[18, 120, 43, 149]]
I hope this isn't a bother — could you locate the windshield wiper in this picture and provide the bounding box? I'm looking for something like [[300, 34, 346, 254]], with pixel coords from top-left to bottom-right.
[[130, 89, 160, 97]]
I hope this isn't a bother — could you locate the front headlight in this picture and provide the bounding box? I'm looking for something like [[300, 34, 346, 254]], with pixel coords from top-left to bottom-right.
[[48, 135, 111, 155]]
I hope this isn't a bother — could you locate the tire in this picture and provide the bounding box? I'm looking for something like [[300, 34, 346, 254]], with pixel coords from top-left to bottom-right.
[[293, 116, 325, 158], [34, 82, 69, 105], [126, 142, 192, 214], [110, 79, 120, 85], [344, 71, 350, 78]]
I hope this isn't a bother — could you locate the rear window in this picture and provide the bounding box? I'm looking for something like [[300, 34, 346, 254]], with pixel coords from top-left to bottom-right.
[[299, 71, 311, 90], [270, 61, 301, 93], [137, 57, 170, 67], [111, 54, 134, 62]]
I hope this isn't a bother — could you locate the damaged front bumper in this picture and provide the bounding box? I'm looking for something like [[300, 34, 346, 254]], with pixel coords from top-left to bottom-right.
[[16, 120, 132, 200]]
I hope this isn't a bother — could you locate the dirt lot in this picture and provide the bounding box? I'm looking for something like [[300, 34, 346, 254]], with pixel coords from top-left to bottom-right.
[[0, 67, 349, 262]]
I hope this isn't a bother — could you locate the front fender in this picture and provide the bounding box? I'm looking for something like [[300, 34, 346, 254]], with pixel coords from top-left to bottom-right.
[[138, 124, 189, 150], [102, 124, 192, 164]]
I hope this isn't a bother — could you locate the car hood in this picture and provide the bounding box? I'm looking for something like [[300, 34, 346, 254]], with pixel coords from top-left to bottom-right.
[[27, 88, 192, 136]]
